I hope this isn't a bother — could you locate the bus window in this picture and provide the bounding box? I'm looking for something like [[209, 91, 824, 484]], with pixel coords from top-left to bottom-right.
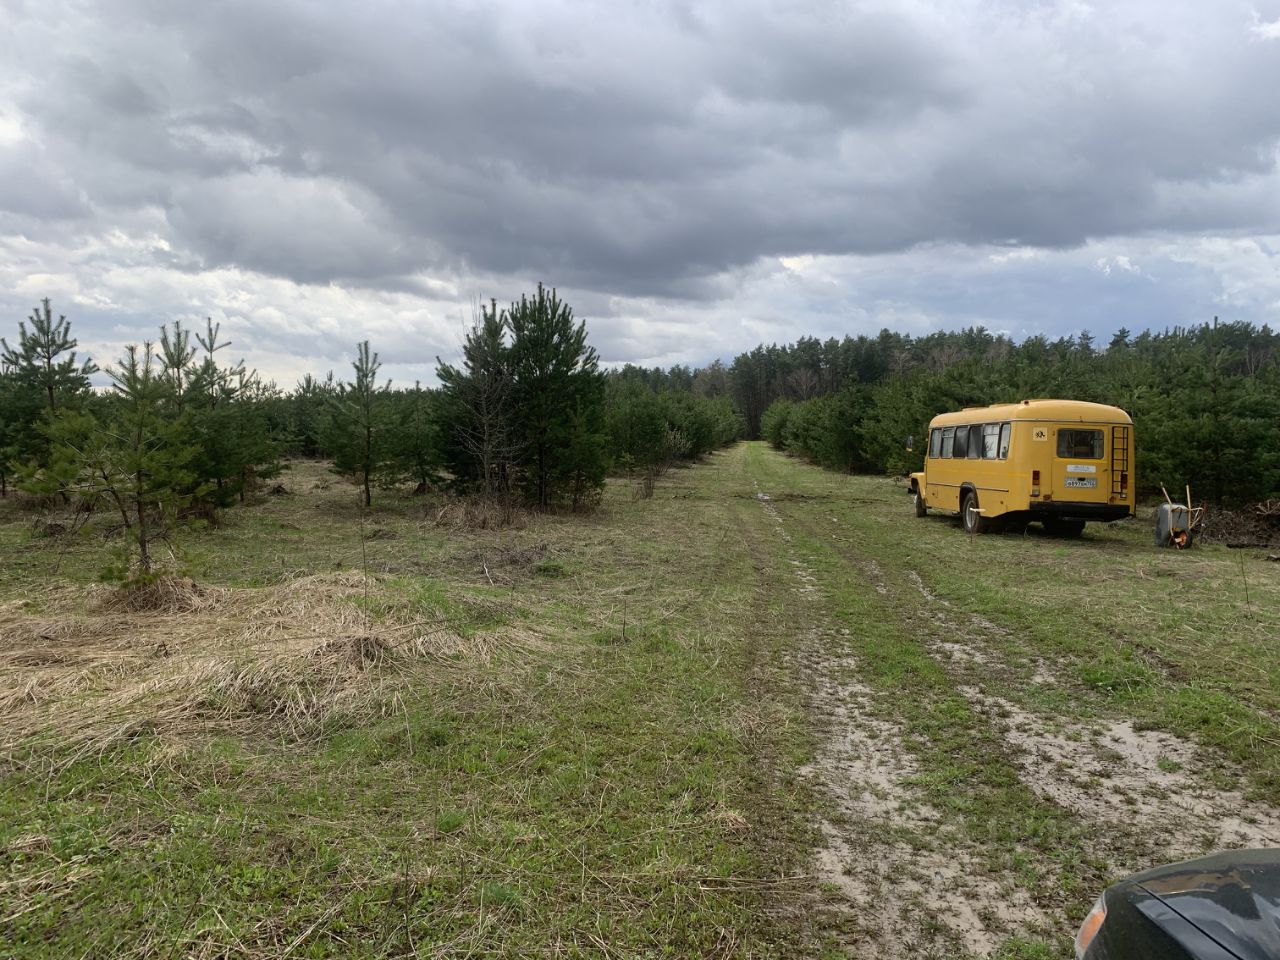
[[1057, 429, 1103, 459], [929, 428, 942, 459], [940, 426, 955, 457], [998, 422, 1011, 459], [982, 423, 1000, 459], [952, 425, 968, 458], [967, 424, 982, 459]]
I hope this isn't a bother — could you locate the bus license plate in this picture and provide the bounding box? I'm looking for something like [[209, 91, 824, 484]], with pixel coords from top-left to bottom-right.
[[1064, 477, 1097, 489]]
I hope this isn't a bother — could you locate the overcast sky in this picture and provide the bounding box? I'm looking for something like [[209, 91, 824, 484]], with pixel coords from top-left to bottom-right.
[[2, 0, 1279, 386]]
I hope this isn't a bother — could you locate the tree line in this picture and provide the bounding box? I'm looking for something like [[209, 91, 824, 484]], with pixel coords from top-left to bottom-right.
[[0, 288, 741, 573], [738, 322, 1279, 504], [7, 292, 1273, 577]]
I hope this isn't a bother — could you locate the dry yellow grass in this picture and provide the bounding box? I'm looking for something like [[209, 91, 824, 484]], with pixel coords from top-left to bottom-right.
[[0, 571, 546, 756]]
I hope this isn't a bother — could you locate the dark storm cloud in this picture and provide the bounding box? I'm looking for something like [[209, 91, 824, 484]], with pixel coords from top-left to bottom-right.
[[4, 0, 1280, 300], [0, 140, 87, 220]]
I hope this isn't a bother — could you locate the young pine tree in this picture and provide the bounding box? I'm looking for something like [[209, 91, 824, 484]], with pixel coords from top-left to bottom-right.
[[2, 299, 98, 481], [603, 380, 668, 472], [46, 343, 199, 576], [560, 404, 609, 509], [436, 300, 520, 498], [0, 363, 28, 499], [507, 284, 606, 509], [389, 382, 444, 494], [158, 319, 199, 410], [174, 319, 281, 506], [227, 370, 283, 502], [1, 299, 98, 415], [324, 341, 391, 507], [188, 320, 243, 503], [292, 373, 337, 458]]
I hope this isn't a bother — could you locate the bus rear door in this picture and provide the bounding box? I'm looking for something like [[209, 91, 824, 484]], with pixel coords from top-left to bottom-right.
[[1051, 425, 1109, 503]]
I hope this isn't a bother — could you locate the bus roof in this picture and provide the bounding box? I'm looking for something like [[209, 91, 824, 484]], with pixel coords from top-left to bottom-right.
[[928, 399, 1132, 427]]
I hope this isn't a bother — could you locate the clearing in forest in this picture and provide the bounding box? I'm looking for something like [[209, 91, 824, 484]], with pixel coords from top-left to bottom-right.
[[1, 446, 1277, 958]]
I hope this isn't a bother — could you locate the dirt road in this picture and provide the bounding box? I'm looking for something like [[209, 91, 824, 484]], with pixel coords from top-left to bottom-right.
[[4, 443, 1278, 958], [725, 442, 1280, 958]]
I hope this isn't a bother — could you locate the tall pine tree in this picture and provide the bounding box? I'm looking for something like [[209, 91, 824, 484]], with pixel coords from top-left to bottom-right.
[[1, 299, 97, 482], [436, 300, 520, 498], [507, 284, 606, 509]]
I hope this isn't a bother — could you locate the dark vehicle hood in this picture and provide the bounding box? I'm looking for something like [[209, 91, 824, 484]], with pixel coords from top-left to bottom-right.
[[1127, 849, 1280, 960]]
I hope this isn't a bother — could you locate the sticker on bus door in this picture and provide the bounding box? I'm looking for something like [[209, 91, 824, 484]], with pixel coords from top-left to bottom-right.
[[1064, 477, 1097, 488], [1066, 464, 1096, 473]]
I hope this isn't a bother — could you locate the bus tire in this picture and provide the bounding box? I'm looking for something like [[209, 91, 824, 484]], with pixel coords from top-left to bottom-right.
[[961, 490, 990, 534], [912, 487, 928, 517]]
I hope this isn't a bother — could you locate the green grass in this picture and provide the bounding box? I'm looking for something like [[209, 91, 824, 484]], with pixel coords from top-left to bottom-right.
[[3, 446, 1276, 957], [0, 458, 822, 958], [741, 442, 1280, 800], [738, 441, 1280, 955]]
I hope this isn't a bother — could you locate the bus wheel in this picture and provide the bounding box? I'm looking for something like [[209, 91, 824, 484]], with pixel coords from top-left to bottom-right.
[[962, 491, 990, 534], [912, 488, 927, 517]]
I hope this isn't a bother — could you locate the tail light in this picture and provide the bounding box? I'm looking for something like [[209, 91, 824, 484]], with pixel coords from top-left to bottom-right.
[[1031, 469, 1040, 496], [1119, 472, 1128, 498]]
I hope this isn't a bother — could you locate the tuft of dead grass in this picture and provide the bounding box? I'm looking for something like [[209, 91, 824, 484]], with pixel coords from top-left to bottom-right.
[[100, 575, 216, 614], [0, 571, 544, 756], [428, 496, 528, 531]]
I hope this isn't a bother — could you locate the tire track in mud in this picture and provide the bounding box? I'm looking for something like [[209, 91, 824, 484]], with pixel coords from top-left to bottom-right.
[[751, 480, 1052, 958], [895, 558, 1280, 864], [794, 492, 1280, 879], [961, 688, 1280, 859]]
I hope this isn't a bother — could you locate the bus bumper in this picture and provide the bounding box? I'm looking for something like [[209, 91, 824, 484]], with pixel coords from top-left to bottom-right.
[[1029, 502, 1133, 522]]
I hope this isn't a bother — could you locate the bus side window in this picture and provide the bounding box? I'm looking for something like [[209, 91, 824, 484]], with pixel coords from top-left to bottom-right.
[[967, 424, 982, 459], [998, 422, 1011, 459], [952, 425, 968, 458], [929, 428, 942, 459], [940, 427, 955, 457], [982, 423, 1000, 458]]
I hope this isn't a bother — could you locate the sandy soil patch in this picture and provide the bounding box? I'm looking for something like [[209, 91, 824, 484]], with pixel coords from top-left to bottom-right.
[[791, 636, 1050, 957], [908, 569, 1064, 684], [756, 490, 1052, 956], [965, 688, 1280, 861]]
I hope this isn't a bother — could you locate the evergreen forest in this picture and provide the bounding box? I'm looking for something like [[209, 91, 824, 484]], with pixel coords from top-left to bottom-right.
[[3, 291, 1277, 576]]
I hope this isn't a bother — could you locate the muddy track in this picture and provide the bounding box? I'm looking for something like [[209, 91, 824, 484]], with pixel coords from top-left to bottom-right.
[[795, 500, 1280, 859], [743, 451, 1280, 958], [749, 479, 1052, 957]]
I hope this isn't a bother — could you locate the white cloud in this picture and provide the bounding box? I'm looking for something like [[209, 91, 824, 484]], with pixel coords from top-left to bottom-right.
[[988, 248, 1046, 265], [1095, 255, 1142, 276], [1250, 13, 1280, 39]]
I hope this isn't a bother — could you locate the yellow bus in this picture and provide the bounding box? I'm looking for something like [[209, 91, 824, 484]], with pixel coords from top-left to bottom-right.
[[908, 399, 1134, 535]]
